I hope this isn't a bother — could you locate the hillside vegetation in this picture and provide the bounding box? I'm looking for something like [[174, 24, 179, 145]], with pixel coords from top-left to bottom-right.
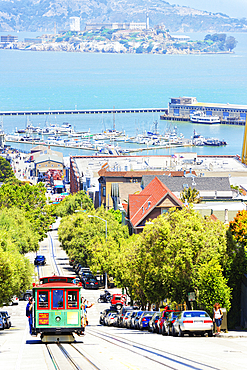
[[0, 0, 247, 32]]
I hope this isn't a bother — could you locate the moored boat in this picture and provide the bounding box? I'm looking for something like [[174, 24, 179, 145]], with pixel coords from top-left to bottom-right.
[[190, 111, 220, 124]]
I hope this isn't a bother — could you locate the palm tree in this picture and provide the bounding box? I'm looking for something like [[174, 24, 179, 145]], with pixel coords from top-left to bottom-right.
[[180, 187, 202, 204]]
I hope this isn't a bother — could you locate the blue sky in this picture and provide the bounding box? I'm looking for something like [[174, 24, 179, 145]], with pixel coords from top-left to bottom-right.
[[171, 0, 247, 19]]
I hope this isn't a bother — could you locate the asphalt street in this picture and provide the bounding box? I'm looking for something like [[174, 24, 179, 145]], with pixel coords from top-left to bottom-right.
[[1, 229, 247, 370]]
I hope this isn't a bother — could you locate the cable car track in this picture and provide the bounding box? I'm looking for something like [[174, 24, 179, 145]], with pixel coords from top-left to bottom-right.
[[86, 328, 221, 370], [46, 343, 100, 370], [48, 232, 61, 276]]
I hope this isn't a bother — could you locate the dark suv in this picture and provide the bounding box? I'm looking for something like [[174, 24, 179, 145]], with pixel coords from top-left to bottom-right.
[[34, 255, 46, 266]]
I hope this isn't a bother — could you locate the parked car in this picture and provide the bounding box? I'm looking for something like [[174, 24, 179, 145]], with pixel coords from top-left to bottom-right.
[[99, 307, 118, 325], [126, 311, 138, 329], [0, 311, 11, 329], [106, 312, 118, 326], [162, 311, 181, 335], [0, 314, 4, 330], [132, 310, 144, 329], [10, 296, 19, 305], [122, 311, 133, 328], [172, 310, 213, 337], [117, 306, 139, 327], [34, 255, 46, 266], [83, 277, 99, 289], [138, 311, 154, 330], [19, 289, 32, 301], [157, 308, 180, 334], [148, 312, 161, 333]]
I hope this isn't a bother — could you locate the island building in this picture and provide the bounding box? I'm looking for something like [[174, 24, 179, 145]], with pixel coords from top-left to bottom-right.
[[70, 17, 80, 32], [1, 35, 18, 43], [163, 96, 247, 122], [85, 15, 150, 31]]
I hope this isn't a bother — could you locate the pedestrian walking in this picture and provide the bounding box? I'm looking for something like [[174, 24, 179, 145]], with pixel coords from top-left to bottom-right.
[[26, 297, 34, 335], [213, 302, 223, 334]]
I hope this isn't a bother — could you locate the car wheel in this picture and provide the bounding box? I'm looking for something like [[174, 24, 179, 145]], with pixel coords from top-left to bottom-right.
[[178, 327, 184, 337], [24, 293, 31, 301], [208, 330, 213, 337], [172, 327, 178, 337], [188, 332, 193, 337], [116, 304, 122, 310]]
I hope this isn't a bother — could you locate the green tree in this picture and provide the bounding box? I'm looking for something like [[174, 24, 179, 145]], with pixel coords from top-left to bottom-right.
[[133, 207, 229, 309], [55, 190, 93, 217], [0, 208, 39, 253], [0, 181, 54, 240], [0, 157, 15, 182], [226, 36, 237, 51], [180, 186, 202, 204]]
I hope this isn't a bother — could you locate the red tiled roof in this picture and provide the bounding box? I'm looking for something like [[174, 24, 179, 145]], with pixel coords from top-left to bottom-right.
[[129, 177, 183, 228]]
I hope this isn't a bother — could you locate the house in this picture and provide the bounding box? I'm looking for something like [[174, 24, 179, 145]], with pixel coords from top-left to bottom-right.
[[34, 153, 65, 177], [127, 177, 183, 234], [99, 168, 196, 210], [141, 175, 233, 200]]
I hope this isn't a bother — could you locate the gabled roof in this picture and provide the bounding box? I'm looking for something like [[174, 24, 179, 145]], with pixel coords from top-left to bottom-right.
[[35, 154, 64, 165], [141, 175, 231, 192], [129, 177, 183, 228]]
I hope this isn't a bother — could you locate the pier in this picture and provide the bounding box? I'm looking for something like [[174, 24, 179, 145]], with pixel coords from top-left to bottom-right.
[[160, 115, 246, 126], [0, 107, 168, 116]]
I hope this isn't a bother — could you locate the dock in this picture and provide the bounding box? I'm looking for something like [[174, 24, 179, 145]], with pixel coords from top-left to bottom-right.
[[0, 107, 168, 117]]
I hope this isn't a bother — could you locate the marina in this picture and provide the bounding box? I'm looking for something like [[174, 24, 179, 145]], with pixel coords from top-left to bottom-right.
[[4, 120, 228, 156]]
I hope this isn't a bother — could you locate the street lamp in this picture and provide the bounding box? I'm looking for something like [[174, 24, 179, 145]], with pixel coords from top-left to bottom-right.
[[88, 215, 107, 240], [88, 215, 108, 289]]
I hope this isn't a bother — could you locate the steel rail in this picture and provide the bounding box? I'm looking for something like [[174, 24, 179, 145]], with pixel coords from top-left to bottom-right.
[[70, 344, 101, 370], [87, 328, 221, 370], [46, 343, 99, 370]]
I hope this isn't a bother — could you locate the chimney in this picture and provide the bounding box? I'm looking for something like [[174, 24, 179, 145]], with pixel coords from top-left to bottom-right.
[[224, 209, 228, 224]]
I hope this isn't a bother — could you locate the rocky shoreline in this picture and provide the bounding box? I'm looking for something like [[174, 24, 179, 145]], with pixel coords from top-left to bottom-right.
[[0, 29, 237, 55]]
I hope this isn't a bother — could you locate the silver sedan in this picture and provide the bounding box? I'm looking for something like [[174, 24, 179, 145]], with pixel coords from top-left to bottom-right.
[[172, 310, 213, 337]]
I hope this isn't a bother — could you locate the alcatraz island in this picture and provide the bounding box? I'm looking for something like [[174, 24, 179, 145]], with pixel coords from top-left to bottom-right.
[[0, 20, 238, 55]]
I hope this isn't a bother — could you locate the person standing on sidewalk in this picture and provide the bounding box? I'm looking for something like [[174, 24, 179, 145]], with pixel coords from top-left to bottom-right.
[[26, 297, 34, 335], [213, 302, 223, 334]]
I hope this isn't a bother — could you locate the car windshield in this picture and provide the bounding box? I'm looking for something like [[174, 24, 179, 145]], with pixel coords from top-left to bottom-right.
[[143, 312, 153, 316], [183, 311, 209, 318]]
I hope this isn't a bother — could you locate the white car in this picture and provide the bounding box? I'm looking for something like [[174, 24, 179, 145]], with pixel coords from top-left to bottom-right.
[[172, 310, 213, 337]]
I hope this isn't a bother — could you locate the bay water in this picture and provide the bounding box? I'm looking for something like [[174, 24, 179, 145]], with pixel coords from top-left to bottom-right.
[[0, 31, 247, 157]]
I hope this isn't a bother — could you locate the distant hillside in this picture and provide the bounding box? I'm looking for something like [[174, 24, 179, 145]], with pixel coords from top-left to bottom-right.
[[0, 0, 247, 32]]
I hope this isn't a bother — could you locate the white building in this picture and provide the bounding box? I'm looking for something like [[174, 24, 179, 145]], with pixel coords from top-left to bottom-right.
[[70, 17, 80, 32]]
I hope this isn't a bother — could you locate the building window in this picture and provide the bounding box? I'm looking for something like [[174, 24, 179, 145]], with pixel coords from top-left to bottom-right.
[[161, 208, 169, 214], [102, 187, 106, 197]]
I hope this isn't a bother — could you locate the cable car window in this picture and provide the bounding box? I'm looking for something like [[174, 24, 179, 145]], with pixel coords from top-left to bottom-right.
[[67, 291, 78, 309], [38, 291, 49, 309], [52, 289, 64, 309]]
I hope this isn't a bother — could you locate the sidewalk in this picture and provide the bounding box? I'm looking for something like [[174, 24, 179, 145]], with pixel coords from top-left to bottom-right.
[[215, 330, 247, 338]]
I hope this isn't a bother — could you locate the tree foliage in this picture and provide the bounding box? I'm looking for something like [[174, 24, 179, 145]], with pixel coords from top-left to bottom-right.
[[180, 186, 202, 204], [55, 190, 94, 217], [0, 180, 54, 240], [58, 206, 129, 268], [0, 157, 15, 182]]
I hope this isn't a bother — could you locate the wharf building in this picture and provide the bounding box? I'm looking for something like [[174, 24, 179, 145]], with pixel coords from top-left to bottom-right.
[[163, 96, 247, 123], [1, 35, 18, 43]]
